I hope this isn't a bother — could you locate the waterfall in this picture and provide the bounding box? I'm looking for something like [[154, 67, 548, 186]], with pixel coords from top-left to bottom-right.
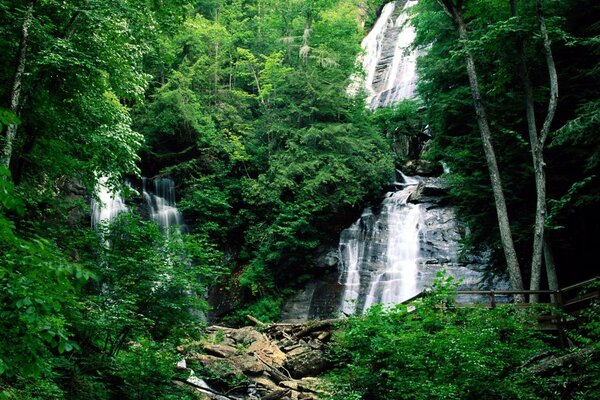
[[91, 176, 128, 228], [91, 176, 186, 234], [338, 177, 423, 314], [350, 0, 419, 109], [142, 177, 186, 233], [337, 1, 424, 314], [280, 1, 499, 322]]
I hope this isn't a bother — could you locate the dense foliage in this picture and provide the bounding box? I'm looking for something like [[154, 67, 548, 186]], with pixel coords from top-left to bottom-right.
[[1, 0, 599, 398], [0, 0, 392, 397], [133, 0, 395, 313], [327, 277, 600, 400]]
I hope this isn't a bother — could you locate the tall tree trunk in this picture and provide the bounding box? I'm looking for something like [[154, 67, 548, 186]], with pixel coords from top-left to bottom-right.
[[439, 0, 524, 296], [533, 0, 559, 296], [510, 0, 558, 301], [2, 0, 36, 170], [510, 0, 545, 302]]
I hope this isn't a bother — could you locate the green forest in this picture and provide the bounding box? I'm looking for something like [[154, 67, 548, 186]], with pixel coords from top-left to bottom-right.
[[1, 0, 599, 398]]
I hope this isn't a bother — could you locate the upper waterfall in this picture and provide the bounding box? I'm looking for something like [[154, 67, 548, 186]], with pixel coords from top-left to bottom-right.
[[350, 0, 419, 109]]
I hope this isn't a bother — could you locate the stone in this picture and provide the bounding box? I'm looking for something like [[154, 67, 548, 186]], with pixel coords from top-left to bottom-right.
[[307, 339, 323, 350], [229, 326, 264, 345], [247, 339, 287, 366], [280, 380, 299, 390], [407, 178, 449, 205], [204, 344, 238, 358], [284, 348, 326, 377], [403, 159, 444, 177], [230, 355, 266, 374], [313, 247, 339, 269], [188, 354, 223, 367], [255, 376, 280, 392], [299, 377, 327, 395]]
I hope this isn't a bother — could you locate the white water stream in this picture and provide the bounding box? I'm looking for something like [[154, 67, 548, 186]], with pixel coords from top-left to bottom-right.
[[91, 176, 128, 228], [349, 0, 419, 109], [338, 1, 422, 314], [338, 174, 422, 314], [142, 177, 186, 233], [92, 176, 185, 234]]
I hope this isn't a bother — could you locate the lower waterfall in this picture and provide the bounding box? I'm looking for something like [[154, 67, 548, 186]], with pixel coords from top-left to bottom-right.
[[338, 177, 421, 315], [91, 176, 128, 228]]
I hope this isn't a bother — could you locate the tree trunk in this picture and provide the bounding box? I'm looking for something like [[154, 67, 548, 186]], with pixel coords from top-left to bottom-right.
[[512, 0, 558, 301], [441, 0, 524, 295], [1, 0, 36, 170], [544, 233, 559, 303], [509, 0, 558, 302], [510, 0, 545, 302], [534, 0, 559, 296]]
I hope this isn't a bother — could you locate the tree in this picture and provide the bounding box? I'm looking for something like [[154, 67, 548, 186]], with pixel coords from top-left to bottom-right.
[[433, 0, 525, 294], [510, 0, 559, 300]]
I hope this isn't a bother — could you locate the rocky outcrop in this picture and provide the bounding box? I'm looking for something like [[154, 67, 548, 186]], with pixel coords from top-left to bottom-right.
[[402, 159, 444, 176], [407, 178, 449, 206], [280, 174, 507, 322], [176, 320, 339, 399]]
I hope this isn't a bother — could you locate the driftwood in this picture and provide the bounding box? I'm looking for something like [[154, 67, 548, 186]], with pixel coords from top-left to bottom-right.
[[207, 325, 234, 332], [255, 353, 290, 383], [246, 314, 266, 327], [294, 319, 342, 339]]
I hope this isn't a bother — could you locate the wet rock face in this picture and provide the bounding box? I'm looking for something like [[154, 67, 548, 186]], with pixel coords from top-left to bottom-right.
[[408, 178, 450, 205], [403, 159, 444, 177], [280, 176, 503, 322]]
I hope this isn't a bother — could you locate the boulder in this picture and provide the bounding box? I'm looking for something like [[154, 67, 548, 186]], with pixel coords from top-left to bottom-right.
[[229, 355, 266, 375], [247, 339, 287, 367], [314, 248, 339, 269], [407, 179, 449, 205], [204, 344, 238, 358], [403, 159, 443, 177], [229, 326, 264, 345], [284, 346, 326, 378]]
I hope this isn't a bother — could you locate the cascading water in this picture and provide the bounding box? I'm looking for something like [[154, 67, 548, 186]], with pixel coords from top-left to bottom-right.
[[337, 1, 424, 314], [91, 176, 186, 234], [338, 173, 423, 315], [91, 176, 128, 228], [280, 1, 501, 322], [350, 0, 419, 109], [142, 177, 186, 233]]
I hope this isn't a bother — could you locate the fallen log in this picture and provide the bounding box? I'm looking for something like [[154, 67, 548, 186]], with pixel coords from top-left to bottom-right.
[[246, 315, 266, 327], [294, 319, 342, 339], [255, 354, 290, 383]]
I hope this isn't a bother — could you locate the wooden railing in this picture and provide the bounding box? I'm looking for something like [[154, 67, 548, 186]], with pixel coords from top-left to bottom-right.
[[402, 276, 599, 348], [452, 276, 599, 312]]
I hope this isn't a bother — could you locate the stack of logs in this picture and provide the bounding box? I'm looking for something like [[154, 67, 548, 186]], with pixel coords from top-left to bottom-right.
[[174, 316, 342, 400]]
